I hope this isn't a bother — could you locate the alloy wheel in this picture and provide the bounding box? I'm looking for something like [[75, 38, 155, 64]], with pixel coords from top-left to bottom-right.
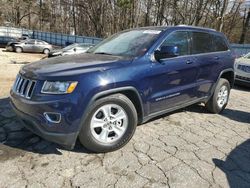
[[217, 85, 228, 108], [90, 104, 128, 144]]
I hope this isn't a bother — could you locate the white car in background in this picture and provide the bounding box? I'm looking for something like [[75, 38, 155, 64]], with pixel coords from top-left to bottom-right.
[[235, 52, 250, 87], [48, 43, 94, 58]]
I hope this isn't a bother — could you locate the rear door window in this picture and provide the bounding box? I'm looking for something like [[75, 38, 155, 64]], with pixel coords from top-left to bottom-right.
[[212, 35, 229, 52], [191, 32, 213, 54]]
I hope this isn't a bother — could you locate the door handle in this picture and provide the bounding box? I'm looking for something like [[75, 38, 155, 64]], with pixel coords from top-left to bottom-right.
[[186, 60, 193, 64], [214, 56, 220, 60]]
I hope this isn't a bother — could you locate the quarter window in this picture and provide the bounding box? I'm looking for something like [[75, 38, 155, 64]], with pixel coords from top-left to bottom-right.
[[161, 31, 189, 56], [212, 35, 229, 51]]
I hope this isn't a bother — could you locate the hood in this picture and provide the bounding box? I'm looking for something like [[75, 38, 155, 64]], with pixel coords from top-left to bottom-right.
[[236, 57, 250, 65], [21, 53, 132, 79]]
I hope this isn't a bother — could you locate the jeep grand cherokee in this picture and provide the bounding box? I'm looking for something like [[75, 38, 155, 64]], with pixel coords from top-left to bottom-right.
[[10, 26, 235, 152]]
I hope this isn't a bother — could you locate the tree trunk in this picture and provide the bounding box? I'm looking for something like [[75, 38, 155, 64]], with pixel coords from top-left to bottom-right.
[[72, 0, 77, 35], [239, 8, 250, 44]]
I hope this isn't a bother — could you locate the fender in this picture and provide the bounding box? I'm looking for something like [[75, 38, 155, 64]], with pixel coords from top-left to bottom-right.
[[76, 86, 144, 136]]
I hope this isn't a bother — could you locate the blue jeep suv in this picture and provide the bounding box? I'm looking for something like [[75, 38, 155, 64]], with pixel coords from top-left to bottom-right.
[[10, 26, 235, 152]]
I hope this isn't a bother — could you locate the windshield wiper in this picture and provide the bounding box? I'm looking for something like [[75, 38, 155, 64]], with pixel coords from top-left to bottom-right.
[[94, 52, 113, 55]]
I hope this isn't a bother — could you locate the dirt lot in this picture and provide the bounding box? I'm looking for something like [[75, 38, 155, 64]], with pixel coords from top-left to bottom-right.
[[0, 50, 249, 188], [0, 48, 45, 97]]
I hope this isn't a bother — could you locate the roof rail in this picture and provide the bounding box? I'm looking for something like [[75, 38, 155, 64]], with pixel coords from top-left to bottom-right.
[[177, 25, 216, 31]]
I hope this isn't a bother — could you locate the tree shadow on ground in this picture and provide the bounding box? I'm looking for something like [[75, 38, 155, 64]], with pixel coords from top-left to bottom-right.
[[213, 139, 250, 188], [221, 109, 250, 124], [186, 104, 250, 124], [0, 97, 91, 158]]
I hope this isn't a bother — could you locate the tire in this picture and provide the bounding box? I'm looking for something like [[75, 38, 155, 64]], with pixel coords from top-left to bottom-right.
[[15, 47, 23, 53], [79, 93, 138, 153], [205, 78, 230, 114], [10, 45, 14, 52], [43, 48, 50, 54]]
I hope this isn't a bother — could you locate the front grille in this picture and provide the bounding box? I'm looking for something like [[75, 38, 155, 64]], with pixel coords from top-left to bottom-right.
[[13, 75, 36, 99], [237, 64, 250, 73]]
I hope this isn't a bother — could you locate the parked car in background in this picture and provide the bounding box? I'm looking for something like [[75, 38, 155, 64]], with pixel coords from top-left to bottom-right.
[[48, 43, 94, 58], [5, 34, 31, 51], [235, 52, 250, 87], [0, 36, 16, 48], [10, 26, 235, 153], [13, 39, 52, 54]]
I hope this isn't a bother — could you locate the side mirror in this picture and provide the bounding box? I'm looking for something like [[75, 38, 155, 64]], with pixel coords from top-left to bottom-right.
[[154, 46, 179, 61]]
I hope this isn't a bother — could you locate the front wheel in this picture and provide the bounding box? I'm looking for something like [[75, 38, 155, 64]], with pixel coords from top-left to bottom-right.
[[43, 48, 50, 54], [15, 47, 23, 53], [79, 94, 138, 153], [205, 78, 230, 113]]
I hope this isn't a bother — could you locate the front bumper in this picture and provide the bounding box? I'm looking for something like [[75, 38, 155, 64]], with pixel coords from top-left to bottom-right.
[[235, 75, 250, 87], [10, 91, 83, 149], [11, 101, 77, 149]]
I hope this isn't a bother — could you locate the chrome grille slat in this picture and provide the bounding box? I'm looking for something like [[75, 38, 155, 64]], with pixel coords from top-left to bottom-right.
[[13, 75, 21, 89], [16, 77, 23, 92], [25, 80, 33, 98], [20, 79, 28, 95], [17, 78, 23, 93], [13, 75, 36, 99]]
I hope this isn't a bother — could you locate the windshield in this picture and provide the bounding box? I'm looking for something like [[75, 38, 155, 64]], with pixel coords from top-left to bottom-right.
[[87, 29, 162, 57], [244, 53, 250, 59]]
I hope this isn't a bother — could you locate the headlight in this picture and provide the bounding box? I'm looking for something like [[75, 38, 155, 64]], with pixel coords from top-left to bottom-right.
[[53, 52, 62, 55], [41, 81, 78, 94], [234, 62, 238, 70]]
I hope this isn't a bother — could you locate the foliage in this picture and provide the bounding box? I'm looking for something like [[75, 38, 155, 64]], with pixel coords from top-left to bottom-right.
[[0, 0, 249, 43]]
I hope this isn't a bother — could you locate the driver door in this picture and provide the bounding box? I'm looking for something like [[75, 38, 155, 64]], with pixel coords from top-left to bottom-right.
[[148, 31, 199, 114], [24, 40, 35, 52]]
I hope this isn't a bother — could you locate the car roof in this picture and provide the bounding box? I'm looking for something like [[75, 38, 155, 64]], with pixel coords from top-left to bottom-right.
[[131, 25, 218, 33]]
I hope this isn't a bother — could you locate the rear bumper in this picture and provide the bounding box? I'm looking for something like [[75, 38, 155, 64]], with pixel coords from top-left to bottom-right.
[[11, 100, 78, 149]]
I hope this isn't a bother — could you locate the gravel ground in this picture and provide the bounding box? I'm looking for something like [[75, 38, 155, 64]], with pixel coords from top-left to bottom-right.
[[0, 51, 250, 188], [0, 48, 45, 97]]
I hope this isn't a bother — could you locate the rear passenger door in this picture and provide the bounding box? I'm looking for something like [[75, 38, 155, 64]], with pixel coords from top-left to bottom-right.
[[149, 31, 199, 114], [34, 40, 44, 53], [190, 32, 221, 98]]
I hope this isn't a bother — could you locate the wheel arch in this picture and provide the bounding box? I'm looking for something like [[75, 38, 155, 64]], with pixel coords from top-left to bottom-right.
[[15, 46, 23, 52], [219, 69, 235, 88], [93, 87, 144, 124], [43, 48, 50, 53], [206, 68, 235, 103]]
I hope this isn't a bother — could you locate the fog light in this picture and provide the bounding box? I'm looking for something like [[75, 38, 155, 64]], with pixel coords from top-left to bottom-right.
[[44, 112, 61, 123]]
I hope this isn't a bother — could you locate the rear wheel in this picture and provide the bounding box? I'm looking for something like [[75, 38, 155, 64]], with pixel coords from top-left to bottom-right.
[[205, 78, 230, 113], [9, 44, 15, 52], [15, 47, 23, 53], [79, 94, 138, 153]]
